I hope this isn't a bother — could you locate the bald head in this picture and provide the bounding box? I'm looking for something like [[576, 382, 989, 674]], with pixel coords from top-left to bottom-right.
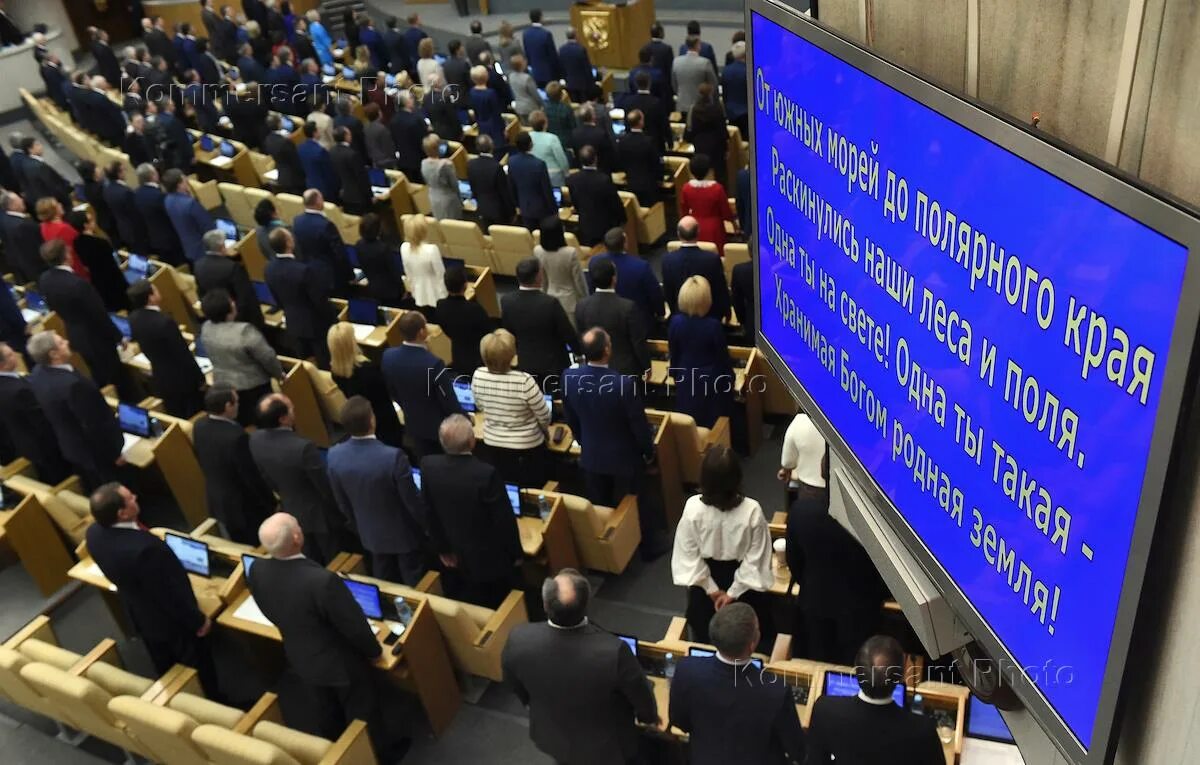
[[303, 188, 324, 209], [541, 568, 590, 627], [677, 216, 699, 243], [0, 342, 16, 372], [259, 512, 304, 557]]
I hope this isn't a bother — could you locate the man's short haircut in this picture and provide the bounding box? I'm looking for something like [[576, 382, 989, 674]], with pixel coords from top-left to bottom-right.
[[340, 395, 374, 437], [136, 163, 157, 185], [303, 121, 318, 138], [204, 383, 237, 415], [397, 310, 426, 341], [677, 218, 699, 241], [89, 483, 127, 527], [529, 8, 543, 23], [201, 288, 233, 322], [603, 227, 625, 253], [577, 144, 596, 166], [162, 167, 185, 192], [27, 331, 59, 366], [126, 279, 153, 309], [590, 257, 616, 289], [515, 256, 541, 287], [303, 188, 323, 207], [40, 239, 67, 266], [650, 21, 664, 38], [581, 327, 609, 361], [709, 602, 758, 658], [470, 20, 482, 34], [333, 125, 350, 144], [687, 20, 702, 35], [475, 134, 494, 154], [855, 635, 906, 700], [542, 568, 590, 627], [514, 131, 533, 152], [438, 413, 475, 454], [256, 394, 290, 429], [268, 226, 292, 254], [634, 71, 651, 91], [443, 266, 467, 294], [448, 39, 462, 56], [202, 229, 227, 254], [627, 108, 644, 129]]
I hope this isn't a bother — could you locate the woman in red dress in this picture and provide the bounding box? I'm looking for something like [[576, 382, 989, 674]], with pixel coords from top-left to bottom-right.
[[36, 197, 90, 280], [679, 153, 736, 255]]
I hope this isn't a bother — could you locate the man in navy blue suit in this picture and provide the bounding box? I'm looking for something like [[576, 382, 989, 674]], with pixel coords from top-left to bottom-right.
[[297, 122, 340, 203], [507, 132, 556, 229], [291, 189, 353, 293], [722, 41, 749, 138], [402, 14, 429, 80], [264, 227, 336, 367], [587, 228, 665, 336], [133, 164, 185, 266], [522, 9, 561, 88], [327, 396, 429, 584], [562, 327, 655, 510], [381, 311, 464, 458], [678, 20, 718, 74], [661, 216, 730, 322], [558, 28, 594, 102], [162, 168, 215, 263]]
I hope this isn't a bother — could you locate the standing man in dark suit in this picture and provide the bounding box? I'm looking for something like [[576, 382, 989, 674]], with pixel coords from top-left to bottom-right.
[[133, 164, 185, 266], [163, 169, 216, 263], [1, 191, 46, 284], [465, 20, 491, 64], [570, 106, 616, 174], [0, 342, 70, 484], [85, 483, 219, 695], [90, 28, 122, 91], [402, 14, 429, 80], [523, 9, 561, 87], [574, 258, 648, 378], [435, 267, 493, 375], [558, 28, 594, 102], [467, 135, 515, 231], [327, 396, 429, 584], [625, 48, 666, 101], [507, 132, 556, 229], [224, 84, 269, 150], [643, 23, 675, 102], [248, 394, 341, 564], [421, 74, 463, 142], [152, 99, 195, 173], [566, 146, 625, 248], [333, 99, 368, 168], [102, 163, 148, 252], [502, 569, 658, 762], [297, 122, 340, 203], [247, 512, 393, 755], [381, 311, 463, 458], [420, 414, 521, 608], [123, 113, 160, 170], [37, 240, 127, 394], [194, 229, 266, 330], [389, 90, 427, 182], [193, 385, 275, 545], [20, 137, 71, 209], [362, 103, 396, 169], [39, 53, 70, 112], [127, 280, 205, 417], [670, 604, 806, 764], [143, 17, 177, 71], [500, 258, 577, 394], [678, 20, 718, 74], [588, 229, 665, 337], [807, 636, 944, 764], [662, 216, 730, 321], [731, 260, 755, 343], [382, 16, 407, 74], [617, 110, 664, 207], [27, 330, 123, 490], [262, 114, 307, 195], [442, 40, 472, 100], [329, 126, 372, 215], [292, 189, 353, 293], [722, 41, 749, 138], [563, 327, 655, 508], [264, 227, 335, 367]]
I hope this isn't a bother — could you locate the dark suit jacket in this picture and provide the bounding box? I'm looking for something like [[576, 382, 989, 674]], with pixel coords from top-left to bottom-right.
[[807, 696, 944, 765], [145, 29, 177, 69], [28, 364, 122, 477], [507, 152, 555, 225], [263, 131, 306, 195], [293, 211, 352, 289], [193, 253, 266, 329], [248, 427, 336, 534], [247, 557, 381, 686], [616, 131, 662, 206], [574, 291, 648, 378], [559, 41, 594, 96], [102, 181, 148, 252], [85, 525, 206, 642], [383, 28, 407, 73], [502, 622, 657, 764], [37, 267, 122, 384], [570, 124, 616, 174], [786, 501, 887, 620], [467, 154, 515, 227], [330, 143, 372, 213], [355, 239, 406, 305], [297, 139, 340, 202], [442, 56, 472, 99], [264, 256, 334, 340], [1, 212, 46, 284], [22, 158, 71, 209], [669, 657, 806, 765], [328, 437, 427, 554], [92, 42, 122, 91], [522, 25, 561, 85], [588, 252, 665, 333], [721, 61, 749, 122], [225, 93, 269, 149], [662, 245, 730, 321], [435, 295, 492, 374], [123, 131, 159, 170], [562, 364, 654, 477], [402, 27, 429, 76], [192, 415, 274, 535], [164, 192, 215, 263], [566, 167, 625, 247], [129, 307, 204, 395], [643, 40, 675, 96], [40, 61, 70, 111], [133, 184, 184, 263], [500, 289, 576, 379], [380, 344, 463, 442], [74, 233, 130, 314], [0, 374, 69, 482], [420, 453, 520, 582], [389, 108, 428, 179], [421, 92, 463, 142], [622, 92, 670, 153], [731, 260, 755, 342]]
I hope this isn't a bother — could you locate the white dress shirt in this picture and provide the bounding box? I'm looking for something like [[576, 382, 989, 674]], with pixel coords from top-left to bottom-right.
[[671, 495, 773, 599], [781, 412, 826, 488]]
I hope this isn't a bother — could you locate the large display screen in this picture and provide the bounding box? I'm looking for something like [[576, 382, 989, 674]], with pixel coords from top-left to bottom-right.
[[749, 4, 1200, 761]]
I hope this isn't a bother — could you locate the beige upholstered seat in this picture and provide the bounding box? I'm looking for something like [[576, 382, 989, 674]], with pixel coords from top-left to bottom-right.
[[438, 219, 496, 271], [220, 183, 256, 229], [555, 492, 642, 574], [193, 724, 303, 765], [109, 695, 210, 765], [619, 191, 666, 246], [253, 721, 335, 764], [490, 225, 535, 276], [0, 647, 61, 718], [19, 662, 146, 755], [275, 193, 306, 223], [168, 691, 247, 727]]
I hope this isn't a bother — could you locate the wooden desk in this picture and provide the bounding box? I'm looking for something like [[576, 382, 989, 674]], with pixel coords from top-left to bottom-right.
[[69, 552, 226, 619], [106, 399, 208, 529], [514, 492, 579, 572], [331, 302, 403, 350], [570, 0, 655, 70], [188, 131, 258, 187], [0, 491, 75, 596], [217, 570, 462, 735], [279, 357, 333, 448]]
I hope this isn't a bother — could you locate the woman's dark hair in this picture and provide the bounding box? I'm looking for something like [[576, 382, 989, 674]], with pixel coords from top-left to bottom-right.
[[201, 288, 234, 322], [443, 266, 467, 294], [699, 446, 744, 511], [538, 215, 567, 251], [76, 159, 98, 182], [253, 198, 277, 227], [689, 153, 712, 181], [359, 212, 382, 241], [65, 209, 88, 232]]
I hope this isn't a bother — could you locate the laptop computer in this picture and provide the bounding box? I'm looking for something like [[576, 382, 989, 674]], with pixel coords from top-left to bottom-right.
[[457, 179, 473, 202], [613, 122, 626, 136], [966, 695, 1016, 744], [109, 314, 131, 340], [215, 217, 239, 247], [117, 403, 154, 438], [199, 135, 215, 152], [163, 532, 237, 579], [687, 646, 763, 670], [344, 578, 383, 620], [252, 281, 280, 311], [552, 187, 563, 206], [347, 297, 382, 326], [22, 289, 47, 315], [453, 380, 475, 412], [823, 669, 905, 707], [507, 483, 523, 516], [368, 167, 389, 189]]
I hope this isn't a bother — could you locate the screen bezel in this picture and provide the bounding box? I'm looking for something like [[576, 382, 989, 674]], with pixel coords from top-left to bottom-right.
[[117, 402, 151, 437], [163, 531, 210, 577], [747, 3, 1200, 762], [967, 694, 1017, 745], [343, 578, 383, 620]]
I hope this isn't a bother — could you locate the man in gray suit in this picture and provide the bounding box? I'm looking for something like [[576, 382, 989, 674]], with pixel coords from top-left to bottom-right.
[[672, 35, 718, 115], [502, 569, 659, 764], [248, 393, 341, 564]]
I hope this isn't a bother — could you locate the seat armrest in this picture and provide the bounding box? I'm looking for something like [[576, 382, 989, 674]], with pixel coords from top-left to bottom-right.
[[3, 615, 55, 650], [474, 590, 526, 649], [67, 638, 120, 677], [601, 495, 638, 540], [415, 570, 443, 595], [234, 692, 283, 735], [192, 518, 220, 538], [771, 634, 794, 664], [320, 719, 376, 765], [143, 665, 199, 703]]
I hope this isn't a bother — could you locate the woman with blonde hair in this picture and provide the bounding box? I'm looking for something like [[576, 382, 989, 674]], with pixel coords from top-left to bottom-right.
[[351, 44, 373, 77], [669, 275, 734, 427], [327, 322, 404, 446], [421, 132, 463, 221], [401, 214, 447, 314], [471, 328, 551, 487], [469, 64, 506, 149], [416, 36, 443, 87], [36, 197, 88, 279]]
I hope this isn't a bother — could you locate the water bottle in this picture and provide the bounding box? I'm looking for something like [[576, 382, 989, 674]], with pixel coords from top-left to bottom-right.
[[394, 597, 413, 626], [664, 652, 676, 680], [911, 692, 924, 715], [537, 494, 551, 521], [150, 416, 162, 437]]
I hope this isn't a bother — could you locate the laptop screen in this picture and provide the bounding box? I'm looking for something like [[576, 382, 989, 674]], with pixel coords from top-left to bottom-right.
[[552, 187, 563, 206], [687, 646, 762, 670], [215, 218, 239, 242], [164, 532, 210, 577], [613, 122, 626, 135], [457, 180, 472, 200], [128, 253, 151, 275], [453, 380, 475, 412], [22, 289, 46, 313], [506, 483, 521, 516], [966, 695, 1015, 744], [242, 554, 257, 576], [617, 634, 639, 657], [347, 298, 380, 326], [281, 117, 295, 132], [411, 467, 421, 490], [109, 314, 131, 339], [824, 669, 905, 708], [199, 135, 215, 152], [368, 168, 389, 188], [117, 403, 152, 437], [344, 578, 383, 620], [252, 281, 276, 306], [219, 141, 236, 158]]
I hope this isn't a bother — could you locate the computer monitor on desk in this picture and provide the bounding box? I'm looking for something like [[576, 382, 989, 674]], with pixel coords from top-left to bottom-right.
[[164, 532, 211, 577], [687, 646, 763, 670], [823, 669, 905, 707], [453, 380, 476, 412], [109, 314, 131, 340], [215, 218, 239, 248], [506, 483, 522, 516], [117, 403, 154, 438], [966, 695, 1015, 744], [344, 578, 383, 620], [252, 281, 278, 309], [347, 298, 382, 326]]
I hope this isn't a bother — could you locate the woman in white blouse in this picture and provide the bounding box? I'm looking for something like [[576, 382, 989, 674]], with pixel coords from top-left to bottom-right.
[[400, 215, 447, 315], [472, 329, 552, 487], [416, 37, 443, 88], [672, 446, 774, 644]]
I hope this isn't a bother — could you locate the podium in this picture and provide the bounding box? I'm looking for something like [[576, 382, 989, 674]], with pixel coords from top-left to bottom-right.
[[570, 0, 656, 70]]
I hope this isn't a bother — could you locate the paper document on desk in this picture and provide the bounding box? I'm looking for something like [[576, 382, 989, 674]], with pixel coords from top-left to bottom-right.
[[351, 323, 375, 342], [233, 596, 275, 627], [80, 562, 117, 591], [263, 169, 279, 182], [961, 740, 1025, 765], [121, 433, 142, 455], [197, 357, 214, 375], [208, 155, 233, 168], [20, 309, 40, 323]]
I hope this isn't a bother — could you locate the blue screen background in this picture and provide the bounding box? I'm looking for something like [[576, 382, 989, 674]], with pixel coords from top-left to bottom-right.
[[752, 12, 1189, 748]]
